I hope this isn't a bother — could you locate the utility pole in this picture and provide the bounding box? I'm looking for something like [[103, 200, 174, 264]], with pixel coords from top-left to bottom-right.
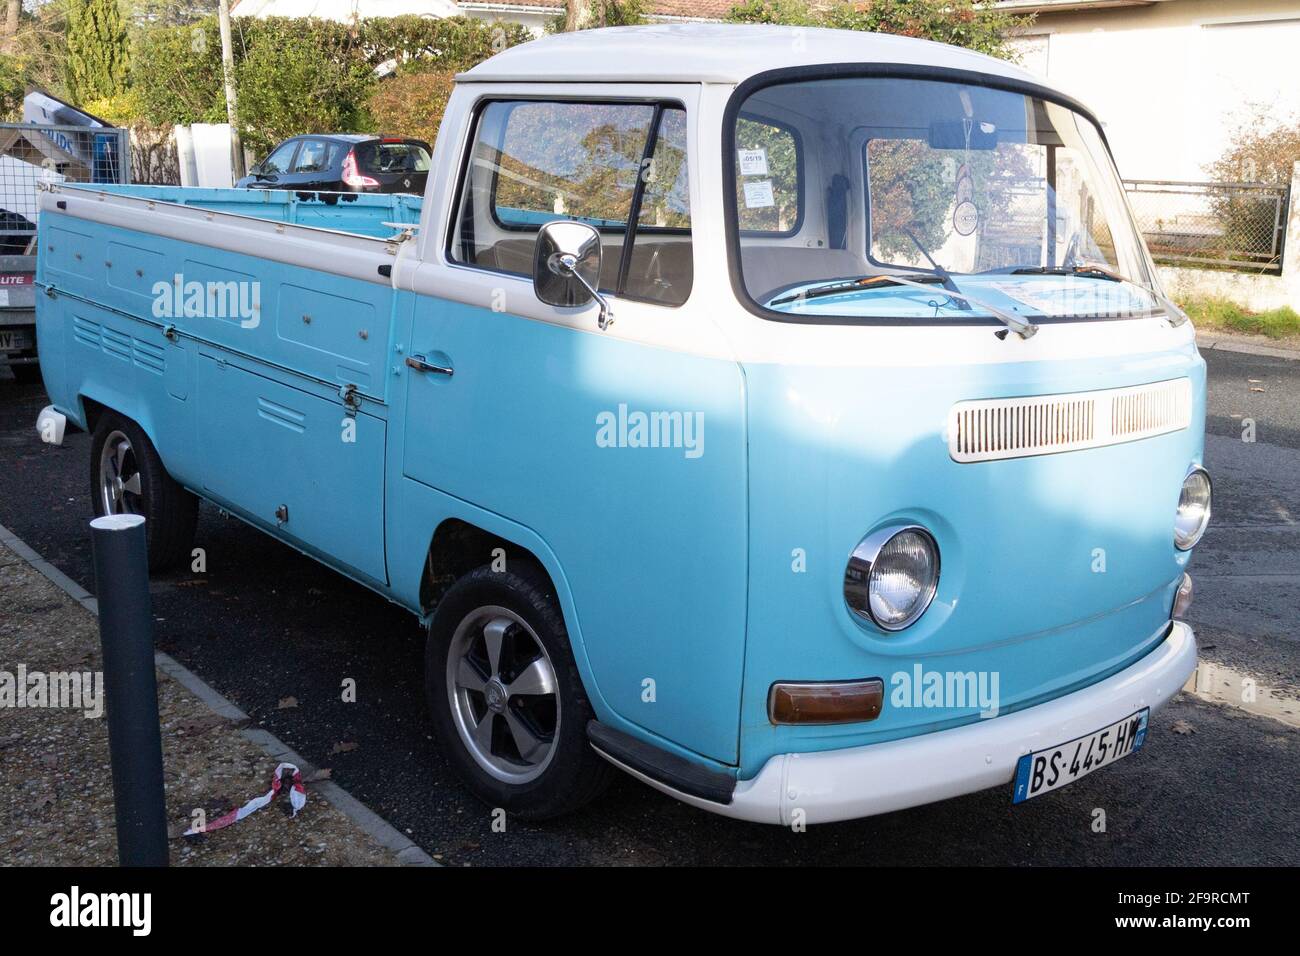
[[217, 0, 244, 179]]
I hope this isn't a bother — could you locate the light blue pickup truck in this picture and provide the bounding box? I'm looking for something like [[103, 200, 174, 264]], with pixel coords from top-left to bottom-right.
[[33, 24, 1207, 824]]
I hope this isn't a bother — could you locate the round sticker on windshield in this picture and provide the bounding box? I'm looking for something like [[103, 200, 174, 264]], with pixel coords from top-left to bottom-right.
[[953, 201, 979, 236]]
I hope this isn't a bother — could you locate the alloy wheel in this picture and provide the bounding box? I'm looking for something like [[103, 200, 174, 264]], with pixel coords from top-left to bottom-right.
[[445, 605, 560, 784]]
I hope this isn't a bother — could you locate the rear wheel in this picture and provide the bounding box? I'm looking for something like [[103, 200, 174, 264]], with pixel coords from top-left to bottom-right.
[[90, 411, 198, 572], [425, 564, 614, 819]]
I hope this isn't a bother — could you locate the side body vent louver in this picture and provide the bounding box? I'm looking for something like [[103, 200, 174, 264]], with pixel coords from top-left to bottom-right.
[[949, 378, 1192, 463]]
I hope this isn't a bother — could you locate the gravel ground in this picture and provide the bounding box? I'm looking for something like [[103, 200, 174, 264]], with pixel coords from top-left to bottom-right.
[[0, 539, 396, 867]]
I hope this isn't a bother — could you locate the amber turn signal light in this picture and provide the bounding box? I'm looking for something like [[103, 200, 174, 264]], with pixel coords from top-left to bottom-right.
[[768, 678, 885, 725], [1173, 572, 1193, 619]]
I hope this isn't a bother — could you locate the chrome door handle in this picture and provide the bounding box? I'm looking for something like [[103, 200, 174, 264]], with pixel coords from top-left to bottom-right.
[[405, 354, 453, 376]]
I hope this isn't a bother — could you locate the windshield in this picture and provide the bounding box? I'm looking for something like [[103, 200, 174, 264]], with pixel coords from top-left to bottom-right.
[[729, 75, 1162, 324]]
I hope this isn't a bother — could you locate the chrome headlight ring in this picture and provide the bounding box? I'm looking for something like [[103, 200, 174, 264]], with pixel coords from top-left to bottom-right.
[[844, 524, 940, 632]]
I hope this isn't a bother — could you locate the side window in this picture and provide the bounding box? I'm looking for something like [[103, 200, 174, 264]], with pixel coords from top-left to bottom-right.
[[451, 100, 693, 307], [260, 140, 298, 175], [734, 117, 800, 234], [292, 139, 331, 174]]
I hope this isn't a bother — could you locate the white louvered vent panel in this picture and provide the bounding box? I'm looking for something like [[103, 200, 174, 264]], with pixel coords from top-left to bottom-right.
[[949, 378, 1191, 463]]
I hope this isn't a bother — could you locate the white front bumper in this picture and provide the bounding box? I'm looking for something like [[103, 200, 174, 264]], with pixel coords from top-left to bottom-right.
[[628, 622, 1196, 825]]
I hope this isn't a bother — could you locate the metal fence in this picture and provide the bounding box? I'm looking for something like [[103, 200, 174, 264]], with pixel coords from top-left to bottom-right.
[[1123, 179, 1289, 273], [0, 123, 130, 254]]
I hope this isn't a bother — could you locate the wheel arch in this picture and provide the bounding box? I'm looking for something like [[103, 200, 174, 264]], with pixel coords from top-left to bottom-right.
[[408, 510, 613, 707], [419, 517, 553, 616], [78, 384, 159, 447]]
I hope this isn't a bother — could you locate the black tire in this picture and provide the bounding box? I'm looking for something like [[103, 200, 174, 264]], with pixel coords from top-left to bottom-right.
[[425, 563, 614, 820], [90, 411, 198, 572], [10, 362, 42, 386]]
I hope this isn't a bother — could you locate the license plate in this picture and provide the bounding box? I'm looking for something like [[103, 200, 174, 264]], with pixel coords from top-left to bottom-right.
[[0, 329, 31, 351], [1012, 708, 1149, 804]]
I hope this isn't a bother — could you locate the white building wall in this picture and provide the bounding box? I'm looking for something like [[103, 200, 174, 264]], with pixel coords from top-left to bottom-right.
[[459, 5, 556, 35], [233, 0, 461, 20], [1008, 0, 1300, 182]]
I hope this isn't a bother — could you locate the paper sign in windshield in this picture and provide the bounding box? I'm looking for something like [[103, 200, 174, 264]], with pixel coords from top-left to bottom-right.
[[744, 180, 775, 209], [738, 148, 769, 176]]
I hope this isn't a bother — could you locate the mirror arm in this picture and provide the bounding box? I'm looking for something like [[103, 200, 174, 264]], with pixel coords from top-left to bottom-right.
[[559, 253, 615, 331]]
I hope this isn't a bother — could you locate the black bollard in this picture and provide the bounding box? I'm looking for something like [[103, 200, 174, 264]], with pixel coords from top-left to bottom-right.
[[90, 513, 169, 867]]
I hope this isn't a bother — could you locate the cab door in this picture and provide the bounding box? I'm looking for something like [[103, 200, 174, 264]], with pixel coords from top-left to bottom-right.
[[400, 92, 749, 764]]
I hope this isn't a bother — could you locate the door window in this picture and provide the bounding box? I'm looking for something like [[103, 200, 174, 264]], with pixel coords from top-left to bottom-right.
[[450, 100, 693, 307], [291, 139, 334, 174]]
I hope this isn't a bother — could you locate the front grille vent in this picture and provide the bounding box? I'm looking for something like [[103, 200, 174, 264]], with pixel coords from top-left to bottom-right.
[[949, 378, 1191, 463]]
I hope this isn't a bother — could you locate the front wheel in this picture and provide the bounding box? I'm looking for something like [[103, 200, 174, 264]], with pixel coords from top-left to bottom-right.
[[90, 411, 198, 572], [425, 564, 614, 819]]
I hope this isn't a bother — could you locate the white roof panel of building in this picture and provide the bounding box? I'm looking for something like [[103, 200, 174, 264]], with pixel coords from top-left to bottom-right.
[[233, 0, 460, 19]]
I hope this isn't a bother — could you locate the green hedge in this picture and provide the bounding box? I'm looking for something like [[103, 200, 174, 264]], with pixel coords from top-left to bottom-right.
[[130, 15, 531, 154]]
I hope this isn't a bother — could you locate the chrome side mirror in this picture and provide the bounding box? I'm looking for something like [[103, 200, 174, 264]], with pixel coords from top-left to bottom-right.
[[533, 220, 614, 330]]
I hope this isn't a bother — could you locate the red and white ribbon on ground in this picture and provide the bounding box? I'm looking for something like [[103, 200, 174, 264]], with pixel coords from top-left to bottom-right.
[[184, 762, 306, 836]]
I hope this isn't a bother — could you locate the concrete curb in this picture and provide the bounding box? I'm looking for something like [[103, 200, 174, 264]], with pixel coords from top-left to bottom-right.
[[1196, 333, 1300, 360], [0, 520, 437, 868]]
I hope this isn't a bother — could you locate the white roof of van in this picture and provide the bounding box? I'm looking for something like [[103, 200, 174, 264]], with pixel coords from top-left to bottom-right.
[[458, 23, 1043, 87]]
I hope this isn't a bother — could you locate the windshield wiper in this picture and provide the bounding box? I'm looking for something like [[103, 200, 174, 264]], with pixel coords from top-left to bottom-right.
[[770, 272, 1038, 339], [1011, 264, 1121, 281], [768, 272, 947, 307], [1004, 262, 1189, 327], [902, 226, 969, 311]]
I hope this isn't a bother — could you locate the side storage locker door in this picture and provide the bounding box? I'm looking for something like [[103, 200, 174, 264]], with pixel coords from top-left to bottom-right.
[[188, 252, 394, 587], [195, 352, 388, 584]]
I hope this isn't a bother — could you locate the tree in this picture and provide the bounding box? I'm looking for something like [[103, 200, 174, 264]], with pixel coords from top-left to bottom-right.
[[564, 0, 588, 31], [130, 16, 225, 125], [3, 0, 20, 53], [0, 2, 73, 112], [0, 51, 23, 116], [66, 0, 130, 104], [556, 0, 645, 32], [366, 69, 456, 146], [233, 18, 374, 155], [1204, 106, 1300, 267], [726, 0, 1026, 58], [130, 15, 531, 153]]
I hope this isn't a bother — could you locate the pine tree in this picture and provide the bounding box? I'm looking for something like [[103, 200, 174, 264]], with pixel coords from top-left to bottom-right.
[[65, 0, 129, 105]]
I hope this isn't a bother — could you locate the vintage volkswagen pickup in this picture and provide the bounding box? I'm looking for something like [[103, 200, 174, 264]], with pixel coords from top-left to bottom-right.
[[33, 24, 1207, 824]]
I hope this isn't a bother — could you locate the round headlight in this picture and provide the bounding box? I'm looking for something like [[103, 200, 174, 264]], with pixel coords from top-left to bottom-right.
[[1174, 466, 1212, 550], [845, 525, 940, 631]]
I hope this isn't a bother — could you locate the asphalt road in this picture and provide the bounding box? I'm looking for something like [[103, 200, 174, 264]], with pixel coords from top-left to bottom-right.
[[1, 345, 1296, 866]]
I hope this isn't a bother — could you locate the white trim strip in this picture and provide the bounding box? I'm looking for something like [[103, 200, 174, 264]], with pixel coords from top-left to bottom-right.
[[41, 183, 404, 288]]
